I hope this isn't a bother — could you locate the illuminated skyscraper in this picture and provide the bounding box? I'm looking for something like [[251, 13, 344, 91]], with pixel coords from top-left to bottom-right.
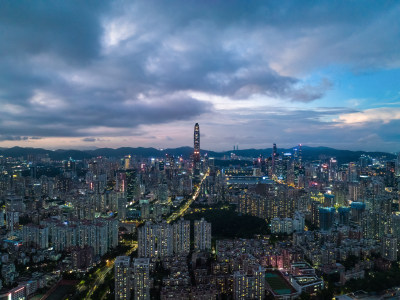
[[124, 155, 131, 170], [125, 169, 138, 201], [138, 222, 158, 258], [138, 221, 173, 258], [347, 162, 358, 182], [271, 143, 277, 176], [133, 258, 150, 300], [115, 256, 131, 300], [193, 123, 200, 176], [233, 266, 265, 300], [173, 218, 191, 255]]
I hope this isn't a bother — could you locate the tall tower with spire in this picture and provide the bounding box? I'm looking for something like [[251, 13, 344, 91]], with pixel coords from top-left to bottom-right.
[[271, 143, 277, 176], [193, 123, 200, 176]]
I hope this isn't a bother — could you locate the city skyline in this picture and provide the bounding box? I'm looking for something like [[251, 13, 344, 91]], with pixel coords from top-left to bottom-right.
[[1, 1, 400, 152]]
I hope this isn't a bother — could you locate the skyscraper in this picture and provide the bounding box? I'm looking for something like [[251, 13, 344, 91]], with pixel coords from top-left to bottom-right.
[[233, 265, 265, 300], [125, 169, 138, 201], [173, 218, 191, 255], [193, 123, 200, 176], [318, 207, 335, 231], [138, 221, 173, 258], [124, 155, 131, 170], [138, 222, 158, 258], [298, 143, 302, 167], [158, 221, 174, 257], [115, 256, 131, 300], [271, 143, 278, 176], [133, 258, 150, 300], [194, 218, 211, 251], [117, 197, 127, 220]]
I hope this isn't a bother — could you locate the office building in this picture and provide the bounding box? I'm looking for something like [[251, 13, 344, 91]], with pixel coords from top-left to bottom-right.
[[193, 123, 200, 176], [318, 207, 335, 231], [124, 155, 132, 170], [117, 197, 127, 220], [158, 183, 168, 204]]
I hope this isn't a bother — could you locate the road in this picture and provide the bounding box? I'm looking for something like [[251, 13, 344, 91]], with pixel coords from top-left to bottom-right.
[[84, 170, 209, 298], [167, 169, 209, 223], [84, 242, 138, 299]]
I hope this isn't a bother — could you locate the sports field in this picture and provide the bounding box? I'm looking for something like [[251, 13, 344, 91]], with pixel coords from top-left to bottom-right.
[[265, 271, 295, 295]]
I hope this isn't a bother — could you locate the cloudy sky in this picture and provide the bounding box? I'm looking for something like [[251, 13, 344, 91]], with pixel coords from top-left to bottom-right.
[[0, 1, 399, 152]]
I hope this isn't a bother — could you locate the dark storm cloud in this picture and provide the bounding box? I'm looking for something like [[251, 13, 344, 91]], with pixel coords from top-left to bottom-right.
[[0, 1, 108, 63], [0, 1, 399, 140]]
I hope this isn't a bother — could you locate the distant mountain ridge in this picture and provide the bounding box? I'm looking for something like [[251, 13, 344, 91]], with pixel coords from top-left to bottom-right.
[[0, 146, 395, 163]]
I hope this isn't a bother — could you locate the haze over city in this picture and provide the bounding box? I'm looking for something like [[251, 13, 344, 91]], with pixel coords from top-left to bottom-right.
[[1, 1, 400, 152]]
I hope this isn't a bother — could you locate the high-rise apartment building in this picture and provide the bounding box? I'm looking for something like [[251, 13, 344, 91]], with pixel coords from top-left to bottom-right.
[[138, 222, 158, 258], [117, 197, 127, 220], [382, 235, 397, 262], [133, 258, 150, 300], [138, 221, 173, 258], [318, 207, 335, 231], [158, 221, 174, 257], [194, 218, 211, 251], [115, 256, 131, 300], [233, 266, 265, 300], [158, 183, 168, 204], [173, 218, 191, 255], [22, 224, 49, 249]]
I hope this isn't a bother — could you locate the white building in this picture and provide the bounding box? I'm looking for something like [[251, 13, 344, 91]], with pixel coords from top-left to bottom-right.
[[271, 212, 305, 235]]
